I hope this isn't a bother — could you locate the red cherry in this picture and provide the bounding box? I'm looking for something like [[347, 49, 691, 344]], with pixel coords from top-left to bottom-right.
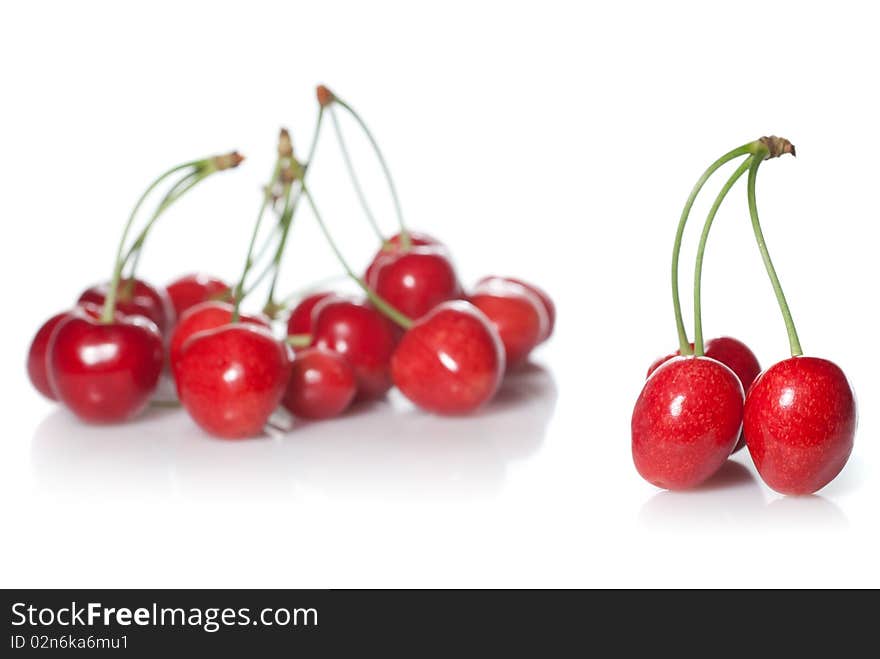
[[478, 276, 555, 343], [286, 292, 334, 337], [165, 273, 231, 319], [311, 298, 400, 400], [391, 301, 505, 414], [366, 246, 462, 320], [27, 312, 69, 401], [647, 338, 760, 387], [632, 356, 744, 490], [744, 356, 856, 495], [281, 347, 357, 419], [175, 324, 292, 439], [469, 279, 547, 369], [169, 301, 270, 370], [364, 231, 443, 284], [647, 337, 760, 454], [47, 306, 164, 423], [78, 278, 174, 335]]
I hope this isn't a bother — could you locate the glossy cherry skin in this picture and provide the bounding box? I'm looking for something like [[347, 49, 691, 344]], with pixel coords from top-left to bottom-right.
[[175, 324, 292, 439], [165, 273, 231, 319], [47, 307, 164, 423], [391, 300, 505, 415], [311, 298, 400, 400], [468, 279, 548, 369], [286, 292, 334, 337], [478, 276, 555, 343], [648, 337, 760, 453], [169, 301, 270, 370], [367, 246, 462, 320], [79, 278, 174, 335], [744, 357, 856, 495], [632, 356, 744, 490], [27, 312, 69, 401], [281, 347, 357, 420], [364, 231, 443, 284]]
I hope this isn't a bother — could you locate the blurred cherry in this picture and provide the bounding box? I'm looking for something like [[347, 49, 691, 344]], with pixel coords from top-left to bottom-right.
[[282, 347, 357, 420], [169, 301, 270, 370], [47, 305, 164, 423], [469, 278, 548, 369], [367, 246, 461, 320], [166, 273, 231, 319], [79, 278, 174, 336], [478, 276, 555, 343], [311, 298, 400, 400], [175, 324, 291, 439], [27, 312, 69, 401], [391, 301, 505, 414], [286, 292, 334, 338]]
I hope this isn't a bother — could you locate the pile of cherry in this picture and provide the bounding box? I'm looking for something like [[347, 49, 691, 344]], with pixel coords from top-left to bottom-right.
[[27, 86, 555, 439], [632, 137, 856, 496]]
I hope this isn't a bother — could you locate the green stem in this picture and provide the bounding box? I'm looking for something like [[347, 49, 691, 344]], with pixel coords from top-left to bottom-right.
[[285, 334, 312, 348], [746, 153, 803, 357], [671, 143, 753, 353], [122, 169, 211, 278], [334, 96, 409, 248], [329, 105, 384, 243], [253, 183, 296, 305], [101, 160, 201, 323], [232, 160, 283, 322], [302, 184, 413, 330], [692, 157, 752, 356], [262, 109, 326, 309]]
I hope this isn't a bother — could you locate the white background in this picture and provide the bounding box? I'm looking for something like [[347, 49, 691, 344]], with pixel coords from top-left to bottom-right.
[[1, 1, 877, 588]]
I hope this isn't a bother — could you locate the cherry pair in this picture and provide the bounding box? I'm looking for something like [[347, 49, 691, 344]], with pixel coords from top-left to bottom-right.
[[632, 137, 856, 496], [27, 154, 243, 423]]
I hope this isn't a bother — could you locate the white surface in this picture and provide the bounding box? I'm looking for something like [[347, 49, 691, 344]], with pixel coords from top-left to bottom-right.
[[1, 0, 877, 588]]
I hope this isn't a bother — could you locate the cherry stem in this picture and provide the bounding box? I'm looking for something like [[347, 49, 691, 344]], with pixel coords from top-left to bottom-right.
[[262, 109, 326, 311], [329, 105, 384, 243], [101, 159, 202, 323], [285, 334, 312, 348], [122, 168, 211, 280], [333, 96, 410, 248], [301, 184, 413, 330], [746, 151, 803, 357], [232, 158, 283, 322], [671, 143, 754, 354], [692, 157, 753, 356]]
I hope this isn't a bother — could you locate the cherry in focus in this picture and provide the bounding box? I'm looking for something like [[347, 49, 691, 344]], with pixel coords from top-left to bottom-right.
[[311, 298, 400, 400], [632, 356, 744, 490], [647, 336, 760, 453], [169, 301, 270, 370], [175, 324, 292, 439], [391, 300, 505, 415], [469, 278, 548, 369], [366, 246, 462, 320], [478, 276, 555, 343], [27, 312, 69, 401], [165, 273, 231, 319], [286, 292, 334, 337], [47, 306, 164, 423], [744, 356, 856, 495], [79, 278, 174, 336], [282, 347, 357, 420]]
